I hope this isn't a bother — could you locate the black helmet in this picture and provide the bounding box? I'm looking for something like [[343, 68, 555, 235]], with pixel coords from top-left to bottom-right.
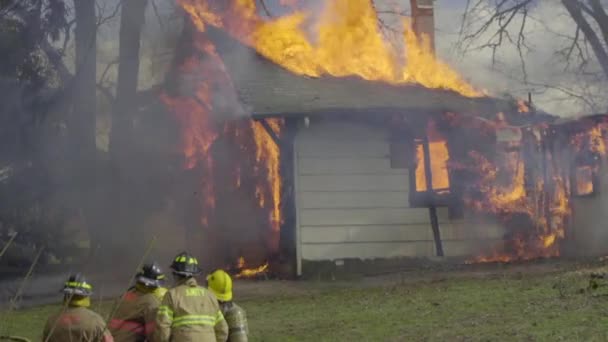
[[136, 262, 165, 288], [62, 273, 93, 296], [170, 252, 201, 277]]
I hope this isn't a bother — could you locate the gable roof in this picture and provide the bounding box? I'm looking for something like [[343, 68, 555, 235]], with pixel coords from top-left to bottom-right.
[[206, 26, 552, 123]]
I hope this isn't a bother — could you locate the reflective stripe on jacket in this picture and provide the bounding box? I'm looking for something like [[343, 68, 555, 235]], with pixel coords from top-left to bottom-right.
[[154, 278, 229, 342], [108, 287, 164, 342], [43, 306, 114, 342]]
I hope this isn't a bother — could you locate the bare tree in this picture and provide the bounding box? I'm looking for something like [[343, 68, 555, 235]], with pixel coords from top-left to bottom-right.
[[110, 0, 148, 158], [458, 0, 608, 113]]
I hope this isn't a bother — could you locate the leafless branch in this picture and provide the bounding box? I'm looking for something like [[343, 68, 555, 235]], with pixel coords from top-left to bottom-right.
[[96, 0, 122, 28], [97, 83, 115, 102], [561, 0, 608, 77], [61, 19, 76, 54], [259, 0, 274, 18], [150, 0, 165, 30], [41, 39, 73, 84], [457, 0, 608, 110], [99, 59, 119, 86], [586, 0, 608, 50]]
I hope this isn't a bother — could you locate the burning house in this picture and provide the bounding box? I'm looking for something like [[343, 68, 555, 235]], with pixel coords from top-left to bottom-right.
[[164, 0, 575, 278]]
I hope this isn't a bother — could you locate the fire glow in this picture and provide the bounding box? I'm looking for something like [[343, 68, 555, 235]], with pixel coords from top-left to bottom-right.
[[235, 256, 269, 279], [177, 0, 481, 97]]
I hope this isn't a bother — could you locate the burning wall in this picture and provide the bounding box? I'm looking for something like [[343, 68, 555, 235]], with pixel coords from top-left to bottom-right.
[[562, 117, 608, 256]]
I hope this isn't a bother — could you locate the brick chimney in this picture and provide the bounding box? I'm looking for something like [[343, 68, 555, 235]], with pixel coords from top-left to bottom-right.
[[410, 0, 435, 53]]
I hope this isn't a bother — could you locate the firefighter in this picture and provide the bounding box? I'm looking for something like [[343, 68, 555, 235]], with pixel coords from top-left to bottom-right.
[[109, 262, 168, 341], [207, 270, 249, 342], [153, 252, 229, 342], [42, 273, 114, 342]]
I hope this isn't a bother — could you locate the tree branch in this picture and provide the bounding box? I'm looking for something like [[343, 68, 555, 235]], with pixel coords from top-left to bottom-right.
[[561, 0, 608, 78], [586, 0, 608, 50], [41, 39, 73, 84], [259, 0, 274, 18]]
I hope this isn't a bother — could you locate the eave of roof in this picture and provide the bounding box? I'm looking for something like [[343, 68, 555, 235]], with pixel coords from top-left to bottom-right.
[[205, 26, 554, 124]]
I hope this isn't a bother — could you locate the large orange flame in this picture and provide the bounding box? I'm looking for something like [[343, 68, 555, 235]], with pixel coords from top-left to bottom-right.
[[177, 0, 481, 97], [235, 256, 269, 279], [161, 46, 222, 226], [252, 119, 283, 248], [464, 127, 569, 263]]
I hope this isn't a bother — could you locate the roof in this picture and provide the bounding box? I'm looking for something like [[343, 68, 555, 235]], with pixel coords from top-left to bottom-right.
[[552, 113, 608, 125], [206, 26, 552, 123]]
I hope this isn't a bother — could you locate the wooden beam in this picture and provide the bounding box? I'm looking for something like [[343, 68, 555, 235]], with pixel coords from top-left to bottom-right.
[[278, 118, 298, 278], [257, 118, 281, 147], [422, 130, 445, 257]]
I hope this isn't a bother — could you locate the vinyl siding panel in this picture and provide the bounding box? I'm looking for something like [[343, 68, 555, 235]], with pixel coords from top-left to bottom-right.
[[300, 191, 410, 209], [294, 120, 504, 267], [299, 157, 406, 175], [299, 174, 409, 192]]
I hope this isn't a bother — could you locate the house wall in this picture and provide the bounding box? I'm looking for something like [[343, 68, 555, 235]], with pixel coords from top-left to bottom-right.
[[294, 119, 504, 273], [570, 158, 608, 256]]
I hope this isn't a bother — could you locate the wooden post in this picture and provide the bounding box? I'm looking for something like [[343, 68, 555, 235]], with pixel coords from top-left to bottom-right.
[[258, 118, 281, 146], [278, 118, 298, 278], [254, 117, 298, 278], [422, 129, 444, 257]]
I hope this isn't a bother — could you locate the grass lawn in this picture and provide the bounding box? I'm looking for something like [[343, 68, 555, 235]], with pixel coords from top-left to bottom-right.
[[2, 263, 608, 341]]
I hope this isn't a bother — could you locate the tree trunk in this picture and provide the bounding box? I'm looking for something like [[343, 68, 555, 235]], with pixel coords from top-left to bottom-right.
[[110, 0, 148, 158], [107, 0, 149, 262], [72, 0, 98, 257], [73, 0, 97, 159], [562, 0, 608, 78]]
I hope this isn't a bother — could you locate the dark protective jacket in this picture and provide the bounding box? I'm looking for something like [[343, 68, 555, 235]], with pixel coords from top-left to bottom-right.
[[153, 277, 229, 342], [109, 286, 167, 341], [43, 306, 114, 342], [222, 302, 248, 342]]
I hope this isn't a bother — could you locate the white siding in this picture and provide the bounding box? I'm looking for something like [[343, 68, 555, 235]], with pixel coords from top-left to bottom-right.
[[294, 120, 503, 269]]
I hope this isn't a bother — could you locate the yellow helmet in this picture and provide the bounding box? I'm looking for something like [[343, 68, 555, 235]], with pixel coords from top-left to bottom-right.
[[206, 269, 233, 302]]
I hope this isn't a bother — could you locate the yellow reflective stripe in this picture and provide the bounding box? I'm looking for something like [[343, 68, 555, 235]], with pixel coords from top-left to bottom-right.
[[157, 306, 174, 320], [215, 310, 225, 323], [172, 319, 216, 327], [172, 315, 217, 328], [174, 255, 198, 265], [173, 315, 216, 323], [65, 281, 92, 289]]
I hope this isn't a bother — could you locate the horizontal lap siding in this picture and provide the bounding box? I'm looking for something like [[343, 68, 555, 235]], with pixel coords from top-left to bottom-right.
[[300, 192, 410, 209], [296, 122, 434, 261], [299, 157, 406, 175], [295, 121, 504, 264]]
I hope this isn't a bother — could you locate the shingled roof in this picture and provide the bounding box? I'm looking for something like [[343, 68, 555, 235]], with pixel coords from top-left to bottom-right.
[[206, 26, 551, 123]]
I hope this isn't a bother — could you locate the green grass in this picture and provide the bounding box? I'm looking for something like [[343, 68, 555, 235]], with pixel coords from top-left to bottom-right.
[[3, 266, 608, 341]]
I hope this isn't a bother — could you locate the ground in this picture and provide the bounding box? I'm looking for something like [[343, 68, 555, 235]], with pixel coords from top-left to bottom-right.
[[3, 259, 608, 341]]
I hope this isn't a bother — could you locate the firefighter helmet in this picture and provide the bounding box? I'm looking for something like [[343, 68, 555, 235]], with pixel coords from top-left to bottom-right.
[[136, 262, 165, 288], [62, 273, 93, 296], [170, 252, 201, 277], [206, 269, 233, 302]]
